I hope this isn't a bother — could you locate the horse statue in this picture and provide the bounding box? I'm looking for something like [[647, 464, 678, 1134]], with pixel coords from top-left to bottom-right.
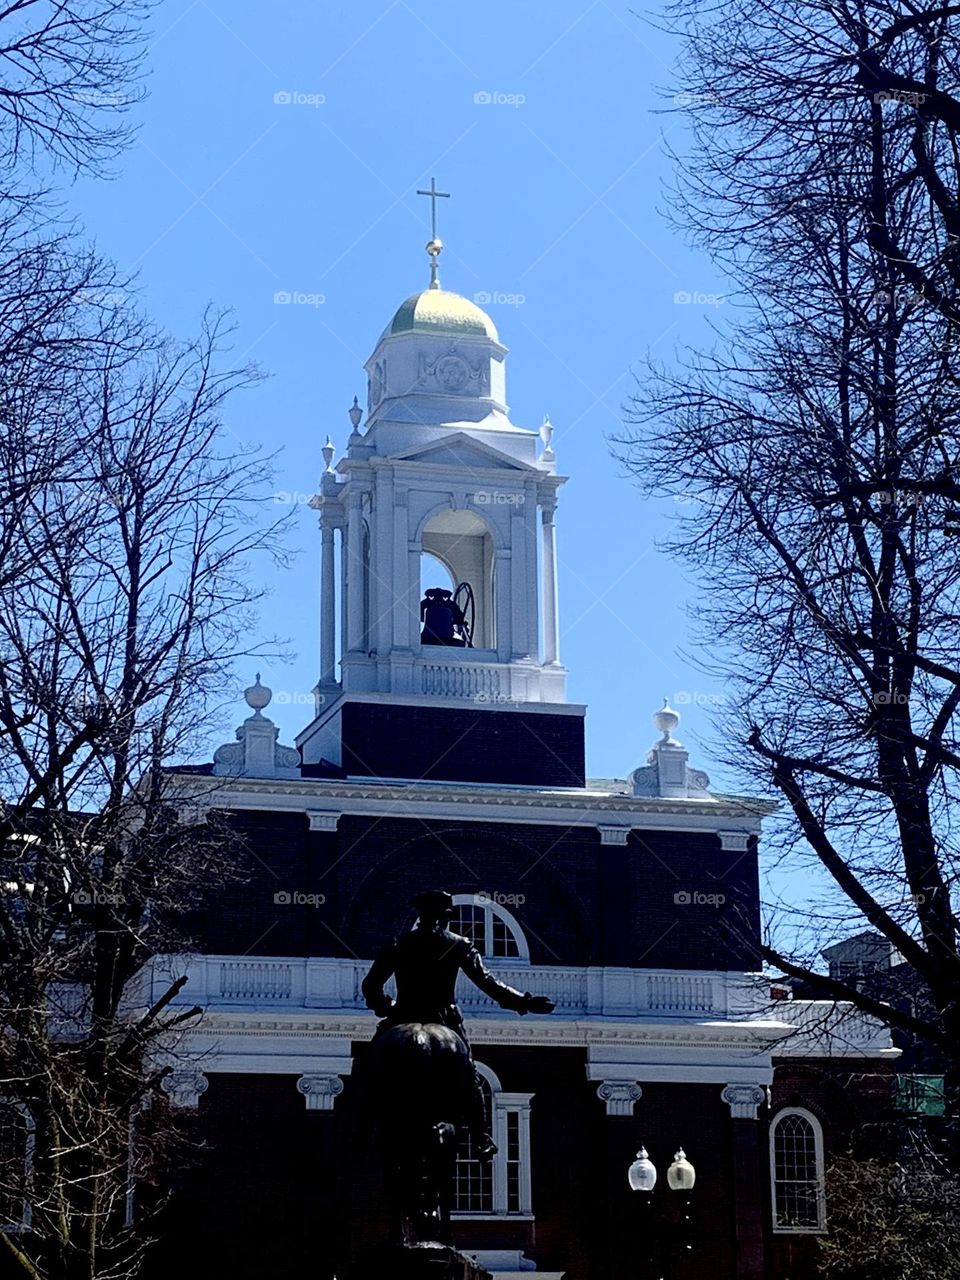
[[366, 1021, 475, 1245], [361, 889, 556, 1248]]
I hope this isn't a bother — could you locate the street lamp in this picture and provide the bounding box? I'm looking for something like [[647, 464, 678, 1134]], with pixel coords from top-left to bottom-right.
[[667, 1149, 696, 1261], [628, 1146, 696, 1278], [628, 1147, 658, 1192]]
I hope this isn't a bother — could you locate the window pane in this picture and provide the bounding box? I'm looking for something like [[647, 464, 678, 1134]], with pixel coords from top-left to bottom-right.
[[506, 1110, 521, 1212], [451, 905, 485, 950], [455, 1076, 493, 1213], [773, 1113, 822, 1229], [491, 914, 520, 958]]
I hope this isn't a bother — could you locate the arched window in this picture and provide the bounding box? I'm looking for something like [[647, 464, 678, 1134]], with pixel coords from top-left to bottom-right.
[[450, 894, 529, 961], [0, 1101, 33, 1232], [770, 1108, 826, 1232], [453, 1062, 533, 1219]]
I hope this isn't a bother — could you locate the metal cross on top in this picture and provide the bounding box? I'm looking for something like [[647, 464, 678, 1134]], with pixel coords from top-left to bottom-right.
[[416, 176, 450, 242], [416, 177, 450, 287]]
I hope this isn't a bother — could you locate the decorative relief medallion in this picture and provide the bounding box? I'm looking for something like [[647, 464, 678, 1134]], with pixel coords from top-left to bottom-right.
[[436, 354, 469, 391]]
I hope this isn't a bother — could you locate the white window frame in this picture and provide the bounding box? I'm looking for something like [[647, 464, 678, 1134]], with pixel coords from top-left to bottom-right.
[[452, 1061, 534, 1221], [770, 1106, 827, 1234], [0, 1099, 34, 1233], [450, 894, 530, 962]]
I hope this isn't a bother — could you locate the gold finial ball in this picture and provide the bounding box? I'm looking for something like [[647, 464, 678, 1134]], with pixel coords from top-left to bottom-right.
[[426, 237, 443, 257]]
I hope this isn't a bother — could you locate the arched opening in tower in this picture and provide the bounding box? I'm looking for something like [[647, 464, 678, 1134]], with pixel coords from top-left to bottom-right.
[[419, 509, 496, 650]]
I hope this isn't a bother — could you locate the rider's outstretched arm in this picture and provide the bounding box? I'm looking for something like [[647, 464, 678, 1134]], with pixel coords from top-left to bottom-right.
[[460, 942, 550, 1014]]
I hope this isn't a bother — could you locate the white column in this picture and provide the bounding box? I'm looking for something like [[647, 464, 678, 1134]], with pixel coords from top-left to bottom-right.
[[541, 502, 560, 664], [510, 502, 529, 659], [393, 488, 413, 649], [344, 490, 363, 652], [320, 524, 336, 684]]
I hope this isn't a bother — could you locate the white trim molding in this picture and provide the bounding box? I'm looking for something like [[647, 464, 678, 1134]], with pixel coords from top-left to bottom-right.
[[721, 1083, 767, 1120], [596, 1081, 642, 1116], [296, 1074, 345, 1111]]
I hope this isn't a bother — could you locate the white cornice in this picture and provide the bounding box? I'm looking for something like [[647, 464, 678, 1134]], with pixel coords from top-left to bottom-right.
[[165, 772, 767, 831], [188, 1011, 794, 1050]]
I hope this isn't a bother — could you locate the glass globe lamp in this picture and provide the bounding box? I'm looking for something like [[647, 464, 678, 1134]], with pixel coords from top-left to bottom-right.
[[666, 1148, 696, 1192], [627, 1147, 657, 1192]]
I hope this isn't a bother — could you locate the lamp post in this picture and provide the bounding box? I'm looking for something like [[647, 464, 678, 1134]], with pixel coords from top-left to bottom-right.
[[628, 1146, 696, 1279]]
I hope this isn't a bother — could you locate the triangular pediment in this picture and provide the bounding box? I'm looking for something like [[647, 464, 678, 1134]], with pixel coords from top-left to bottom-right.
[[390, 431, 538, 473]]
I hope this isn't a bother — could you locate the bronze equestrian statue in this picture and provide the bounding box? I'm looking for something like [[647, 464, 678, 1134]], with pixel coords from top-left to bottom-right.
[[362, 890, 555, 1245]]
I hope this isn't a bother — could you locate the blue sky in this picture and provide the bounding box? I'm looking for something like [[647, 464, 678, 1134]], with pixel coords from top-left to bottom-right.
[[69, 0, 739, 786]]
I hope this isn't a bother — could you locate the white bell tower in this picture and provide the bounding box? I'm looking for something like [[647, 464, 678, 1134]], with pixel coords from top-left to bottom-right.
[[298, 185, 583, 785], [309, 195, 566, 706]]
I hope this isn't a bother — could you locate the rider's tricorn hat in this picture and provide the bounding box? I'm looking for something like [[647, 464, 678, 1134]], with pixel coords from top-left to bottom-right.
[[412, 889, 455, 914]]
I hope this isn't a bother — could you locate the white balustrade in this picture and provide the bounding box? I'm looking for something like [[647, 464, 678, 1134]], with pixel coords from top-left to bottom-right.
[[143, 955, 769, 1022], [418, 661, 505, 699]]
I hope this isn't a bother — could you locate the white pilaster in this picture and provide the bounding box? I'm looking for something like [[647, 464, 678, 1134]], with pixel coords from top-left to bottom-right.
[[597, 1081, 642, 1116], [542, 501, 560, 665], [320, 524, 337, 686], [721, 1083, 767, 1120], [296, 1075, 345, 1111], [345, 490, 363, 652], [161, 1071, 208, 1110]]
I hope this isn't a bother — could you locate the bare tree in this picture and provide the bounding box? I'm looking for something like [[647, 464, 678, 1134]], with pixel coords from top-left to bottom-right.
[[0, 0, 152, 181], [0, 306, 289, 1280], [663, 0, 960, 500], [617, 0, 960, 1156], [816, 1155, 960, 1278]]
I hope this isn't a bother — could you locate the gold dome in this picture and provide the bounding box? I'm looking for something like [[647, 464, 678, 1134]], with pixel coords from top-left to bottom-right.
[[382, 287, 499, 343]]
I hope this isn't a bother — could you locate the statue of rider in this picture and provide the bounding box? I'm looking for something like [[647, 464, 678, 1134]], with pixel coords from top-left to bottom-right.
[[362, 890, 555, 1159]]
